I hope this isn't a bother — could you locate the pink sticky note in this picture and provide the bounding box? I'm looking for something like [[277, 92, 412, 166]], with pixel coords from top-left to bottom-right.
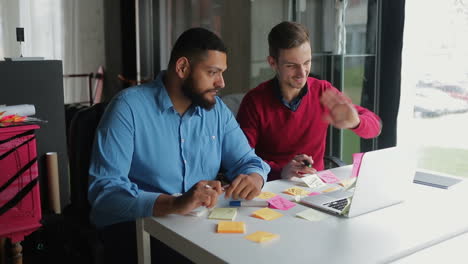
[[267, 195, 296, 210], [351, 153, 365, 178], [317, 170, 340, 184], [308, 192, 321, 196]]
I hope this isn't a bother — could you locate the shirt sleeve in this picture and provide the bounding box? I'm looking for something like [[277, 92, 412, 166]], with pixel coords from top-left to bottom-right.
[[324, 83, 382, 139], [88, 95, 158, 228], [350, 105, 382, 139], [236, 93, 259, 148], [237, 92, 282, 178], [219, 99, 270, 183]]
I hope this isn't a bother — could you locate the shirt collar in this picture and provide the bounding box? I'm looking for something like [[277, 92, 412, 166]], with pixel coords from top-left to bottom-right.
[[273, 76, 308, 111], [154, 71, 203, 117], [154, 71, 174, 113]]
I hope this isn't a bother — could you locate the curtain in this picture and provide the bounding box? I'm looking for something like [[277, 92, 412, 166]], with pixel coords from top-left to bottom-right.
[[0, 0, 105, 104]]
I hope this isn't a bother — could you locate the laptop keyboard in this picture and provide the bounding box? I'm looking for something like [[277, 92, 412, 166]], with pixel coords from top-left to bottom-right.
[[324, 198, 349, 211]]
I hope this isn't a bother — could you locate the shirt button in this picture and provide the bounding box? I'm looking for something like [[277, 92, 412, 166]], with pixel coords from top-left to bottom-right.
[[184, 160, 187, 164], [211, 136, 216, 139], [181, 138, 185, 143]]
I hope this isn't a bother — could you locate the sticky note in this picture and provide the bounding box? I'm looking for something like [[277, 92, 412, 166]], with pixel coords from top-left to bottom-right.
[[323, 187, 339, 193], [296, 209, 329, 222], [301, 174, 327, 189], [339, 177, 357, 189], [283, 187, 309, 196], [267, 195, 296, 210], [351, 153, 365, 178], [251, 208, 283, 221], [245, 231, 279, 243], [256, 191, 277, 200], [208, 208, 237, 221], [217, 221, 245, 233], [317, 170, 340, 184]]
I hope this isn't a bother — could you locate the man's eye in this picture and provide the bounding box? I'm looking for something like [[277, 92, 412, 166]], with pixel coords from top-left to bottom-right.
[[208, 71, 216, 76]]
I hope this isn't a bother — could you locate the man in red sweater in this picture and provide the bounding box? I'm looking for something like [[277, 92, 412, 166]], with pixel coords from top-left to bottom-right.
[[237, 21, 382, 181]]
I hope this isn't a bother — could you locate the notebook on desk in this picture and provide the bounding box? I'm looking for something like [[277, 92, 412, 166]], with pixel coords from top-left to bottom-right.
[[301, 146, 415, 217]]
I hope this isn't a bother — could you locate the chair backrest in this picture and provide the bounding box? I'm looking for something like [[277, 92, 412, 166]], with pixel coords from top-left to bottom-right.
[[68, 103, 107, 224]]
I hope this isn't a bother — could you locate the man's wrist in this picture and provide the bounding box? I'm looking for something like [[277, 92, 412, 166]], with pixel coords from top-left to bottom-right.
[[153, 194, 177, 216], [249, 172, 265, 188], [350, 117, 361, 130]]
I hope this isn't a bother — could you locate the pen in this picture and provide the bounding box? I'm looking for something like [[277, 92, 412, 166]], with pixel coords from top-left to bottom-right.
[[205, 184, 228, 192], [229, 200, 269, 207], [302, 160, 312, 168]]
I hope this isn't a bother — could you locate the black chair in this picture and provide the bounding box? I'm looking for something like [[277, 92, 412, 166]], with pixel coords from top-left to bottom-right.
[[63, 102, 108, 264], [324, 155, 346, 169]]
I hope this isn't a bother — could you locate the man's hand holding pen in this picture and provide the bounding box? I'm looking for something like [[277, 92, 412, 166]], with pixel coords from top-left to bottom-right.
[[280, 154, 317, 179]]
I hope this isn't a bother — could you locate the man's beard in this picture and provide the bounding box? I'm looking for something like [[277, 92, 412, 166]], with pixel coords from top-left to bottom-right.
[[181, 75, 217, 110]]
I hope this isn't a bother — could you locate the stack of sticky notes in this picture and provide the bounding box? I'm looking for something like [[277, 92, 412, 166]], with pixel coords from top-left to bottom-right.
[[208, 208, 237, 221], [245, 231, 279, 243], [217, 221, 246, 233], [296, 208, 329, 222], [283, 186, 309, 196], [251, 208, 283, 220], [256, 191, 277, 199], [267, 195, 296, 210], [301, 174, 326, 189]]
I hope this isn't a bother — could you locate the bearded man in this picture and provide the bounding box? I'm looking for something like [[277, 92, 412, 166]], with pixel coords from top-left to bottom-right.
[[88, 27, 270, 263]]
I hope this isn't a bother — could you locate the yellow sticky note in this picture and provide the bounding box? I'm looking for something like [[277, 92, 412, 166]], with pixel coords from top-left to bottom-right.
[[245, 231, 279, 243], [283, 187, 309, 196], [323, 187, 339, 193], [208, 208, 237, 221], [217, 221, 245, 233], [296, 209, 329, 222], [256, 191, 277, 200], [339, 177, 356, 189], [251, 208, 283, 221]]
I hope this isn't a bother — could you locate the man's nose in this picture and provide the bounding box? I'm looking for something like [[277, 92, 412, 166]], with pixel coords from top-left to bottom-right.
[[297, 65, 308, 77], [215, 74, 225, 89]]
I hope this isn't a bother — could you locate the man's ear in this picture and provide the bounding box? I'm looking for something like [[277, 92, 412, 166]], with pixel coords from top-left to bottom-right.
[[267, 56, 277, 71], [175, 57, 191, 79]]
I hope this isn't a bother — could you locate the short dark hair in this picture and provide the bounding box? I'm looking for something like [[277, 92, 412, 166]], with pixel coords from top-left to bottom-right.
[[268, 21, 310, 59], [168, 27, 227, 68]]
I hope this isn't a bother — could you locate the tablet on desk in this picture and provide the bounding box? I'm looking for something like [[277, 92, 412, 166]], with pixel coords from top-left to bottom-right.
[[413, 170, 463, 189]]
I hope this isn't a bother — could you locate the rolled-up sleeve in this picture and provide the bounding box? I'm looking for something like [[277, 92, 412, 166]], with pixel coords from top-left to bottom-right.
[[219, 101, 270, 183], [88, 96, 158, 228]]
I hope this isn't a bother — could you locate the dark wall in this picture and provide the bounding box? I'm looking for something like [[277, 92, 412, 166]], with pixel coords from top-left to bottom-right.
[[0, 60, 69, 211], [102, 0, 137, 101]]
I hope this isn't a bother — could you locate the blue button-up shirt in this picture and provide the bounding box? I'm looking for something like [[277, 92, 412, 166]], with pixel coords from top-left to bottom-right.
[[88, 72, 270, 228]]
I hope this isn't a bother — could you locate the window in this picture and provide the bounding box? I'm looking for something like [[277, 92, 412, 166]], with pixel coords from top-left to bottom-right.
[[400, 0, 468, 177]]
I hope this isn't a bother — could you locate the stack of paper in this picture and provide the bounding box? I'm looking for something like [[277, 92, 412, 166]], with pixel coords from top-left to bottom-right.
[[217, 221, 246, 233], [251, 208, 283, 221]]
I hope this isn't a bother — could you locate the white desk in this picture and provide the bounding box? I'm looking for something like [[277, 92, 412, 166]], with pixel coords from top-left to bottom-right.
[[137, 166, 468, 264]]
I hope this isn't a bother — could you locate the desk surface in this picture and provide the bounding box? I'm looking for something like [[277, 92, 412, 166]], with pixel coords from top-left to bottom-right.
[[138, 166, 468, 264]]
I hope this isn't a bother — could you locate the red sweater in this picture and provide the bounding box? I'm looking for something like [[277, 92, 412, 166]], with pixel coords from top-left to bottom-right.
[[237, 77, 381, 181]]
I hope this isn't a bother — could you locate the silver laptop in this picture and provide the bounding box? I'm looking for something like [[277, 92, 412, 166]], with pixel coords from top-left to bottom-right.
[[300, 146, 415, 217]]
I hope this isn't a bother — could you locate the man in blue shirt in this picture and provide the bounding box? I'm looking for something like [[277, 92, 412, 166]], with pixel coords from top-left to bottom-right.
[[88, 28, 270, 263]]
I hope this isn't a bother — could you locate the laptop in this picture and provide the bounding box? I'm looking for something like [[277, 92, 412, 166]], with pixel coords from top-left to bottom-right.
[[300, 146, 415, 217]]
